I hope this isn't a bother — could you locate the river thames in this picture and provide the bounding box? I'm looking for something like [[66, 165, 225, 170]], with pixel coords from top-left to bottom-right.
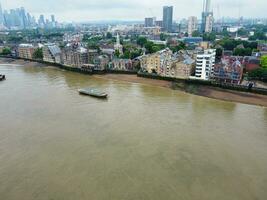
[[1, 64, 267, 200]]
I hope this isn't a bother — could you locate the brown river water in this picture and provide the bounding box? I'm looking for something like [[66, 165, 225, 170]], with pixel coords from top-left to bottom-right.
[[0, 64, 267, 200]]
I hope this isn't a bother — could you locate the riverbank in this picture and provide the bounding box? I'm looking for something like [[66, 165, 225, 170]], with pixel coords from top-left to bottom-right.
[[1, 57, 267, 107], [95, 74, 267, 107], [95, 74, 172, 88], [0, 57, 47, 67]]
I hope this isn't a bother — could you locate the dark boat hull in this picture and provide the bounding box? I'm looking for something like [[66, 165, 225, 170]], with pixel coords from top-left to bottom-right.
[[0, 75, 6, 81], [78, 89, 108, 98]]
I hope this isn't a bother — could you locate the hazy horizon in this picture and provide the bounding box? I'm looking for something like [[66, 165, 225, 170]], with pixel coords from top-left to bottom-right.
[[1, 0, 267, 22]]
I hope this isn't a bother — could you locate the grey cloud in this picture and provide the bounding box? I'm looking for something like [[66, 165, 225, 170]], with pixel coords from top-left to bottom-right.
[[2, 0, 267, 22]]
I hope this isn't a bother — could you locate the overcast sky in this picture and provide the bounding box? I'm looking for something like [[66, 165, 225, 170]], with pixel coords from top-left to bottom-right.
[[1, 0, 267, 22]]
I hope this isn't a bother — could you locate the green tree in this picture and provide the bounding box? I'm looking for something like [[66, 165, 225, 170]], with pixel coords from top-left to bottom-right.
[[248, 68, 267, 82], [261, 56, 267, 69], [1, 47, 11, 55], [7, 36, 23, 43], [32, 48, 43, 60], [137, 37, 148, 47], [237, 28, 248, 36], [160, 33, 167, 41], [233, 48, 252, 56], [192, 31, 201, 37], [106, 32, 112, 39], [114, 50, 120, 58], [144, 41, 154, 53], [216, 48, 223, 61], [203, 32, 216, 42], [152, 45, 162, 53]]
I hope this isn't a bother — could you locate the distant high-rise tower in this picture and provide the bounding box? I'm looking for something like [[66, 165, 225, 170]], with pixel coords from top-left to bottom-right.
[[145, 17, 154, 27], [51, 15, 55, 23], [201, 0, 213, 33], [163, 6, 173, 32], [51, 14, 56, 27], [205, 0, 211, 13], [188, 16, 198, 36], [38, 14, 45, 27], [0, 2, 4, 26]]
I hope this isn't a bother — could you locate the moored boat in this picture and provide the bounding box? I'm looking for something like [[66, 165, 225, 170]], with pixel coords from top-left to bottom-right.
[[0, 74, 6, 81], [78, 88, 108, 98]]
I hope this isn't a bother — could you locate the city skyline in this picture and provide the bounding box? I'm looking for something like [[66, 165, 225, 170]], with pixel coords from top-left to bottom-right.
[[1, 0, 267, 22]]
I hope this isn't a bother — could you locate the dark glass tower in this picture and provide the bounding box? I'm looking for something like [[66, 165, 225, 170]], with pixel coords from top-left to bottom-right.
[[163, 6, 173, 32]]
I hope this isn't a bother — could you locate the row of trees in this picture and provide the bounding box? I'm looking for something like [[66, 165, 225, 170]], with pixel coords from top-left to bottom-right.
[[233, 48, 253, 57], [32, 48, 43, 60], [0, 47, 11, 55], [137, 37, 165, 54], [248, 56, 267, 82], [0, 47, 43, 60], [217, 39, 258, 51]]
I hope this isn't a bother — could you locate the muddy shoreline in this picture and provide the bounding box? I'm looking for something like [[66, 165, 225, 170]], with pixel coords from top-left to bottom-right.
[[1, 57, 267, 107]]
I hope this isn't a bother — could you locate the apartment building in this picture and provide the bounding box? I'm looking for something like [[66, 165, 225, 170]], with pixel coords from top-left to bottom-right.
[[139, 48, 194, 78], [188, 16, 198, 36], [43, 43, 61, 63], [110, 59, 133, 71], [213, 57, 244, 84], [18, 44, 35, 59], [195, 49, 216, 80], [62, 45, 88, 68]]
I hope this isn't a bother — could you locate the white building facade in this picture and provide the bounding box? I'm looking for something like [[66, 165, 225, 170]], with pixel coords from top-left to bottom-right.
[[195, 49, 216, 80], [188, 16, 198, 36]]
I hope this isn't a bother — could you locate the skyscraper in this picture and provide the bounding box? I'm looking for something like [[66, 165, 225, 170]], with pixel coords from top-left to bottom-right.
[[51, 15, 55, 23], [19, 7, 27, 29], [0, 2, 4, 26], [205, 0, 211, 13], [188, 16, 198, 36], [201, 0, 213, 33], [205, 14, 213, 33], [51, 15, 56, 27], [38, 14, 45, 27], [163, 6, 173, 32], [2, 6, 39, 29], [145, 17, 154, 27]]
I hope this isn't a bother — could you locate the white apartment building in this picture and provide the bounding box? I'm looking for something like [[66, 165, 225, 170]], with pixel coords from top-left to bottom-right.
[[188, 16, 198, 36], [205, 14, 213, 33], [195, 49, 216, 80]]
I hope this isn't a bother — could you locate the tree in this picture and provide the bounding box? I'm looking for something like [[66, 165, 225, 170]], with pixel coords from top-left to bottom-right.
[[7, 36, 23, 43], [220, 30, 230, 37], [216, 48, 223, 61], [237, 28, 248, 36], [87, 41, 100, 52], [1, 47, 11, 55], [160, 33, 167, 41], [170, 42, 186, 52], [192, 31, 201, 37], [233, 48, 252, 56], [152, 45, 162, 53], [203, 32, 216, 42], [32, 48, 43, 60], [219, 39, 236, 50], [249, 30, 267, 41], [137, 37, 148, 47], [234, 48, 252, 56], [106, 32, 112, 39], [261, 56, 267, 69], [114, 50, 120, 58], [248, 68, 267, 82], [144, 41, 154, 53]]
